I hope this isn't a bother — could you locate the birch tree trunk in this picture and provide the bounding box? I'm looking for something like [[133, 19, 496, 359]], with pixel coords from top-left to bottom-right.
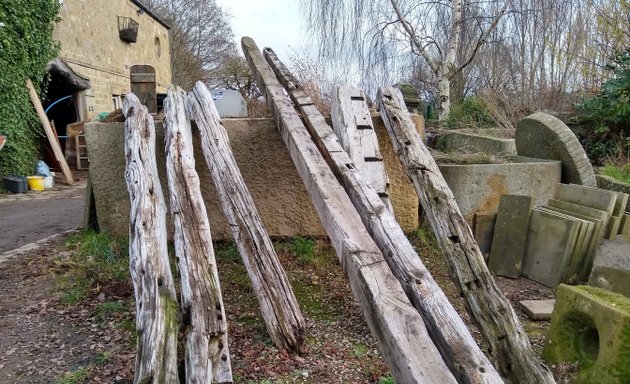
[[123, 93, 179, 384], [188, 81, 305, 353], [377, 86, 556, 384], [263, 48, 503, 384], [163, 87, 233, 383], [242, 36, 458, 384]]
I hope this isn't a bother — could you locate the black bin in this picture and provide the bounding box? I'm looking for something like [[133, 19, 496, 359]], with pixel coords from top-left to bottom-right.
[[2, 176, 28, 193]]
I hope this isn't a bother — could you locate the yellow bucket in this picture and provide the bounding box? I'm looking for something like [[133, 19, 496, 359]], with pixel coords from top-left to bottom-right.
[[26, 175, 45, 191]]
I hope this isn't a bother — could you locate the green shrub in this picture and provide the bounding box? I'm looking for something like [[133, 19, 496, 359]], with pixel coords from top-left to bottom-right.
[[445, 97, 496, 129], [0, 1, 60, 178], [290, 236, 315, 264]]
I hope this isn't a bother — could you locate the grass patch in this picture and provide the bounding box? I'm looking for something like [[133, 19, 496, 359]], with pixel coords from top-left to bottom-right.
[[91, 301, 127, 322], [215, 241, 240, 263], [352, 343, 368, 358], [55, 367, 89, 384], [290, 236, 316, 264], [292, 280, 342, 322], [377, 374, 394, 384], [57, 230, 130, 305], [601, 163, 630, 184]]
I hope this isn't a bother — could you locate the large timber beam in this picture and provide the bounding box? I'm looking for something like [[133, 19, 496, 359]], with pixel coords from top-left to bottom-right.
[[263, 48, 503, 384], [163, 87, 233, 383], [188, 81, 305, 353], [123, 93, 179, 384], [377, 86, 556, 384], [242, 36, 457, 384]]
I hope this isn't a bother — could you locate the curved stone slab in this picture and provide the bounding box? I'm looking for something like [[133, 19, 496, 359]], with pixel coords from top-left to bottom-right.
[[516, 112, 596, 187]]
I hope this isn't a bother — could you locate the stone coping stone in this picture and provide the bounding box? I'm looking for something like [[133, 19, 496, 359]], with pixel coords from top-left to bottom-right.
[[554, 183, 617, 237], [472, 213, 496, 261], [84, 118, 419, 239], [543, 285, 630, 384], [543, 204, 603, 281], [438, 158, 560, 222], [516, 112, 596, 187], [522, 208, 582, 287], [621, 214, 630, 236], [488, 194, 532, 278], [519, 299, 556, 320], [436, 131, 517, 155], [588, 239, 630, 298], [538, 207, 594, 283], [597, 174, 630, 213]]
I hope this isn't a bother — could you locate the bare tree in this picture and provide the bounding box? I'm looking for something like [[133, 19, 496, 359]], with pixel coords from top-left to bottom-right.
[[141, 0, 236, 90], [301, 0, 511, 120]]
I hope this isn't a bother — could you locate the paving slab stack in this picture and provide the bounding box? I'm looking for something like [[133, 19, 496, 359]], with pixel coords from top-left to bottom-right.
[[520, 183, 629, 288]]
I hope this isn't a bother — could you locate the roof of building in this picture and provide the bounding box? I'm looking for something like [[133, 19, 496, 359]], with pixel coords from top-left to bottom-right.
[[130, 0, 171, 30]]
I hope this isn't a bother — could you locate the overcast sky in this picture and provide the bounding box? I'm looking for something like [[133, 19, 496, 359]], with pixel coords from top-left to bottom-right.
[[215, 0, 310, 62]]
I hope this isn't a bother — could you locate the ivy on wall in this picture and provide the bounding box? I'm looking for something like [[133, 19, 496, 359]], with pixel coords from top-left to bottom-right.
[[0, 0, 60, 178]]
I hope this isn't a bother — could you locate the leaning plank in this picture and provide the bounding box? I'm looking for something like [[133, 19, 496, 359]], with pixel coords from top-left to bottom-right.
[[242, 36, 457, 384], [377, 86, 556, 384], [123, 93, 179, 384], [331, 86, 393, 212], [163, 87, 233, 383], [188, 81, 305, 353], [263, 49, 502, 384], [26, 79, 74, 185]]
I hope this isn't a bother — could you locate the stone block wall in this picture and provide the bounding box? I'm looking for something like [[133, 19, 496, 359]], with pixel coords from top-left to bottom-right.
[[85, 117, 419, 240], [53, 0, 171, 118]]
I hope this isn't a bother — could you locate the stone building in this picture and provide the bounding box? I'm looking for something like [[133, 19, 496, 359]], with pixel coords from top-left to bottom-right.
[[47, 0, 172, 126]]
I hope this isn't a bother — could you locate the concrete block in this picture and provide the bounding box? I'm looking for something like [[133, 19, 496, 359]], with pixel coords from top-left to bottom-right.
[[588, 239, 630, 298], [621, 215, 630, 236], [472, 213, 496, 261], [573, 184, 628, 239], [488, 195, 532, 278], [543, 285, 630, 384], [516, 113, 597, 186], [438, 157, 561, 222], [519, 299, 556, 320], [522, 208, 581, 287]]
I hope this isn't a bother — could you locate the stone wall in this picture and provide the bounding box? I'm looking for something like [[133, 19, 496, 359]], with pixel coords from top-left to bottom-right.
[[53, 0, 171, 118], [85, 117, 419, 240]]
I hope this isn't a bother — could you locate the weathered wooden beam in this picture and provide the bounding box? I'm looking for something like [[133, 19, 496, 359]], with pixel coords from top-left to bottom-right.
[[331, 86, 393, 212], [242, 36, 457, 384], [263, 49, 503, 384], [163, 87, 233, 383], [123, 93, 179, 384], [26, 79, 74, 185], [188, 81, 305, 353], [377, 86, 556, 384]]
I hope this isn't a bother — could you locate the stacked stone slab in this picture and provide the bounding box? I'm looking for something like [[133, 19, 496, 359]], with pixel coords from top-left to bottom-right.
[[521, 183, 628, 287], [543, 284, 630, 384], [488, 195, 532, 278], [516, 112, 597, 187]]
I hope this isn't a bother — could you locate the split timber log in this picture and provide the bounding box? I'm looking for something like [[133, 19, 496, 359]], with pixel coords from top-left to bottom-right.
[[331, 86, 394, 213], [242, 36, 457, 384], [163, 87, 233, 383], [263, 49, 503, 384], [376, 86, 556, 384], [123, 93, 179, 384], [188, 81, 305, 353]]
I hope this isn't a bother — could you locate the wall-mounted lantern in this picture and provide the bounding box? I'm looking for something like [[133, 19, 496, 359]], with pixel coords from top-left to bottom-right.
[[118, 16, 139, 43]]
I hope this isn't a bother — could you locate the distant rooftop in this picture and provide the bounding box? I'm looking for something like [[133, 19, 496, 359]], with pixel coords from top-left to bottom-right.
[[131, 0, 171, 30]]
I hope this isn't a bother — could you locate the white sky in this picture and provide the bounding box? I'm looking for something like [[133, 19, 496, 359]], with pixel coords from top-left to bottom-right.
[[216, 0, 311, 62]]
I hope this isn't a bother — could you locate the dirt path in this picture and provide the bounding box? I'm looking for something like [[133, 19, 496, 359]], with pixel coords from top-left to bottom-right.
[[0, 177, 86, 253]]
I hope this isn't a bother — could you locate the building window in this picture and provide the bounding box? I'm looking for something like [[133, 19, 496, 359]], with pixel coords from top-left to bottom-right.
[[155, 37, 161, 59], [112, 94, 124, 110]]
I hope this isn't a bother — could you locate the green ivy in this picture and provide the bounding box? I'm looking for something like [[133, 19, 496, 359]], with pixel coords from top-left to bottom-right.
[[0, 0, 60, 178]]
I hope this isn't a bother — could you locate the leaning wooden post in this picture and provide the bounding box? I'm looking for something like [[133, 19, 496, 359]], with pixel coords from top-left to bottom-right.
[[188, 81, 305, 353], [163, 86, 233, 382], [242, 36, 457, 384], [377, 86, 556, 384], [263, 48, 503, 384], [26, 79, 74, 185], [123, 93, 179, 384]]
